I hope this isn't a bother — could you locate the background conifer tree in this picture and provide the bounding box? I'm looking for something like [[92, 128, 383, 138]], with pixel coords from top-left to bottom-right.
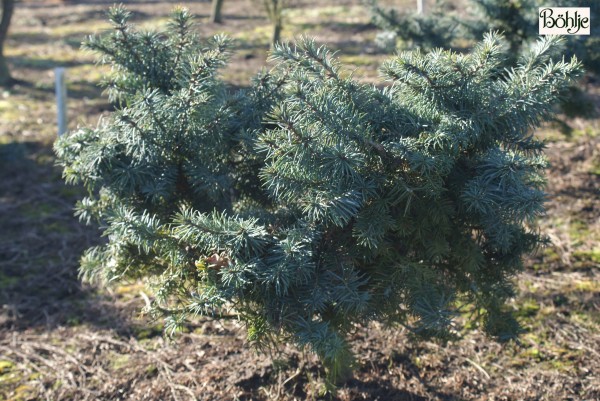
[[55, 6, 580, 384], [368, 0, 599, 75]]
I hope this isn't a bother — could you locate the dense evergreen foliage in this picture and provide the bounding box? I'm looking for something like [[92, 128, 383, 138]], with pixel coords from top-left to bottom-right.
[[55, 6, 580, 383]]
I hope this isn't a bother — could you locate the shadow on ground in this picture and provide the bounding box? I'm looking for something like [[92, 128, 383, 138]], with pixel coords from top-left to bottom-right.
[[0, 141, 127, 333]]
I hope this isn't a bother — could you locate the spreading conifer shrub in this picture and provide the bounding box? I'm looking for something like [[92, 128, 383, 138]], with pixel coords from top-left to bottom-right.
[[55, 6, 580, 383]]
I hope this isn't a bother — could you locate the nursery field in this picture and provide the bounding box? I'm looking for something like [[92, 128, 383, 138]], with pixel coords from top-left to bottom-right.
[[0, 0, 599, 400]]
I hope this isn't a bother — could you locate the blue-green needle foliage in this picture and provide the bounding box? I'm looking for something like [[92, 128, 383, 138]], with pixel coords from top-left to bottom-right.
[[55, 6, 580, 383]]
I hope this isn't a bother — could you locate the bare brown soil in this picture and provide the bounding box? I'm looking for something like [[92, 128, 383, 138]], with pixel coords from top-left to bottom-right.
[[1, 1, 599, 400]]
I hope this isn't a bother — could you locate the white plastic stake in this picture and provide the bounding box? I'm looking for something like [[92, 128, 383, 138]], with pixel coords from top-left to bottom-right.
[[55, 67, 67, 137], [417, 0, 425, 14]]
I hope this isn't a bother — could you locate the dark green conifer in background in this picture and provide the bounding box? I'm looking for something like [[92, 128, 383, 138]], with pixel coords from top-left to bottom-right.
[[55, 6, 580, 383]]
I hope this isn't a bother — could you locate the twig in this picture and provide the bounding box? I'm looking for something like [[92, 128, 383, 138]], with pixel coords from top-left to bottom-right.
[[282, 367, 302, 386], [464, 357, 490, 380]]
